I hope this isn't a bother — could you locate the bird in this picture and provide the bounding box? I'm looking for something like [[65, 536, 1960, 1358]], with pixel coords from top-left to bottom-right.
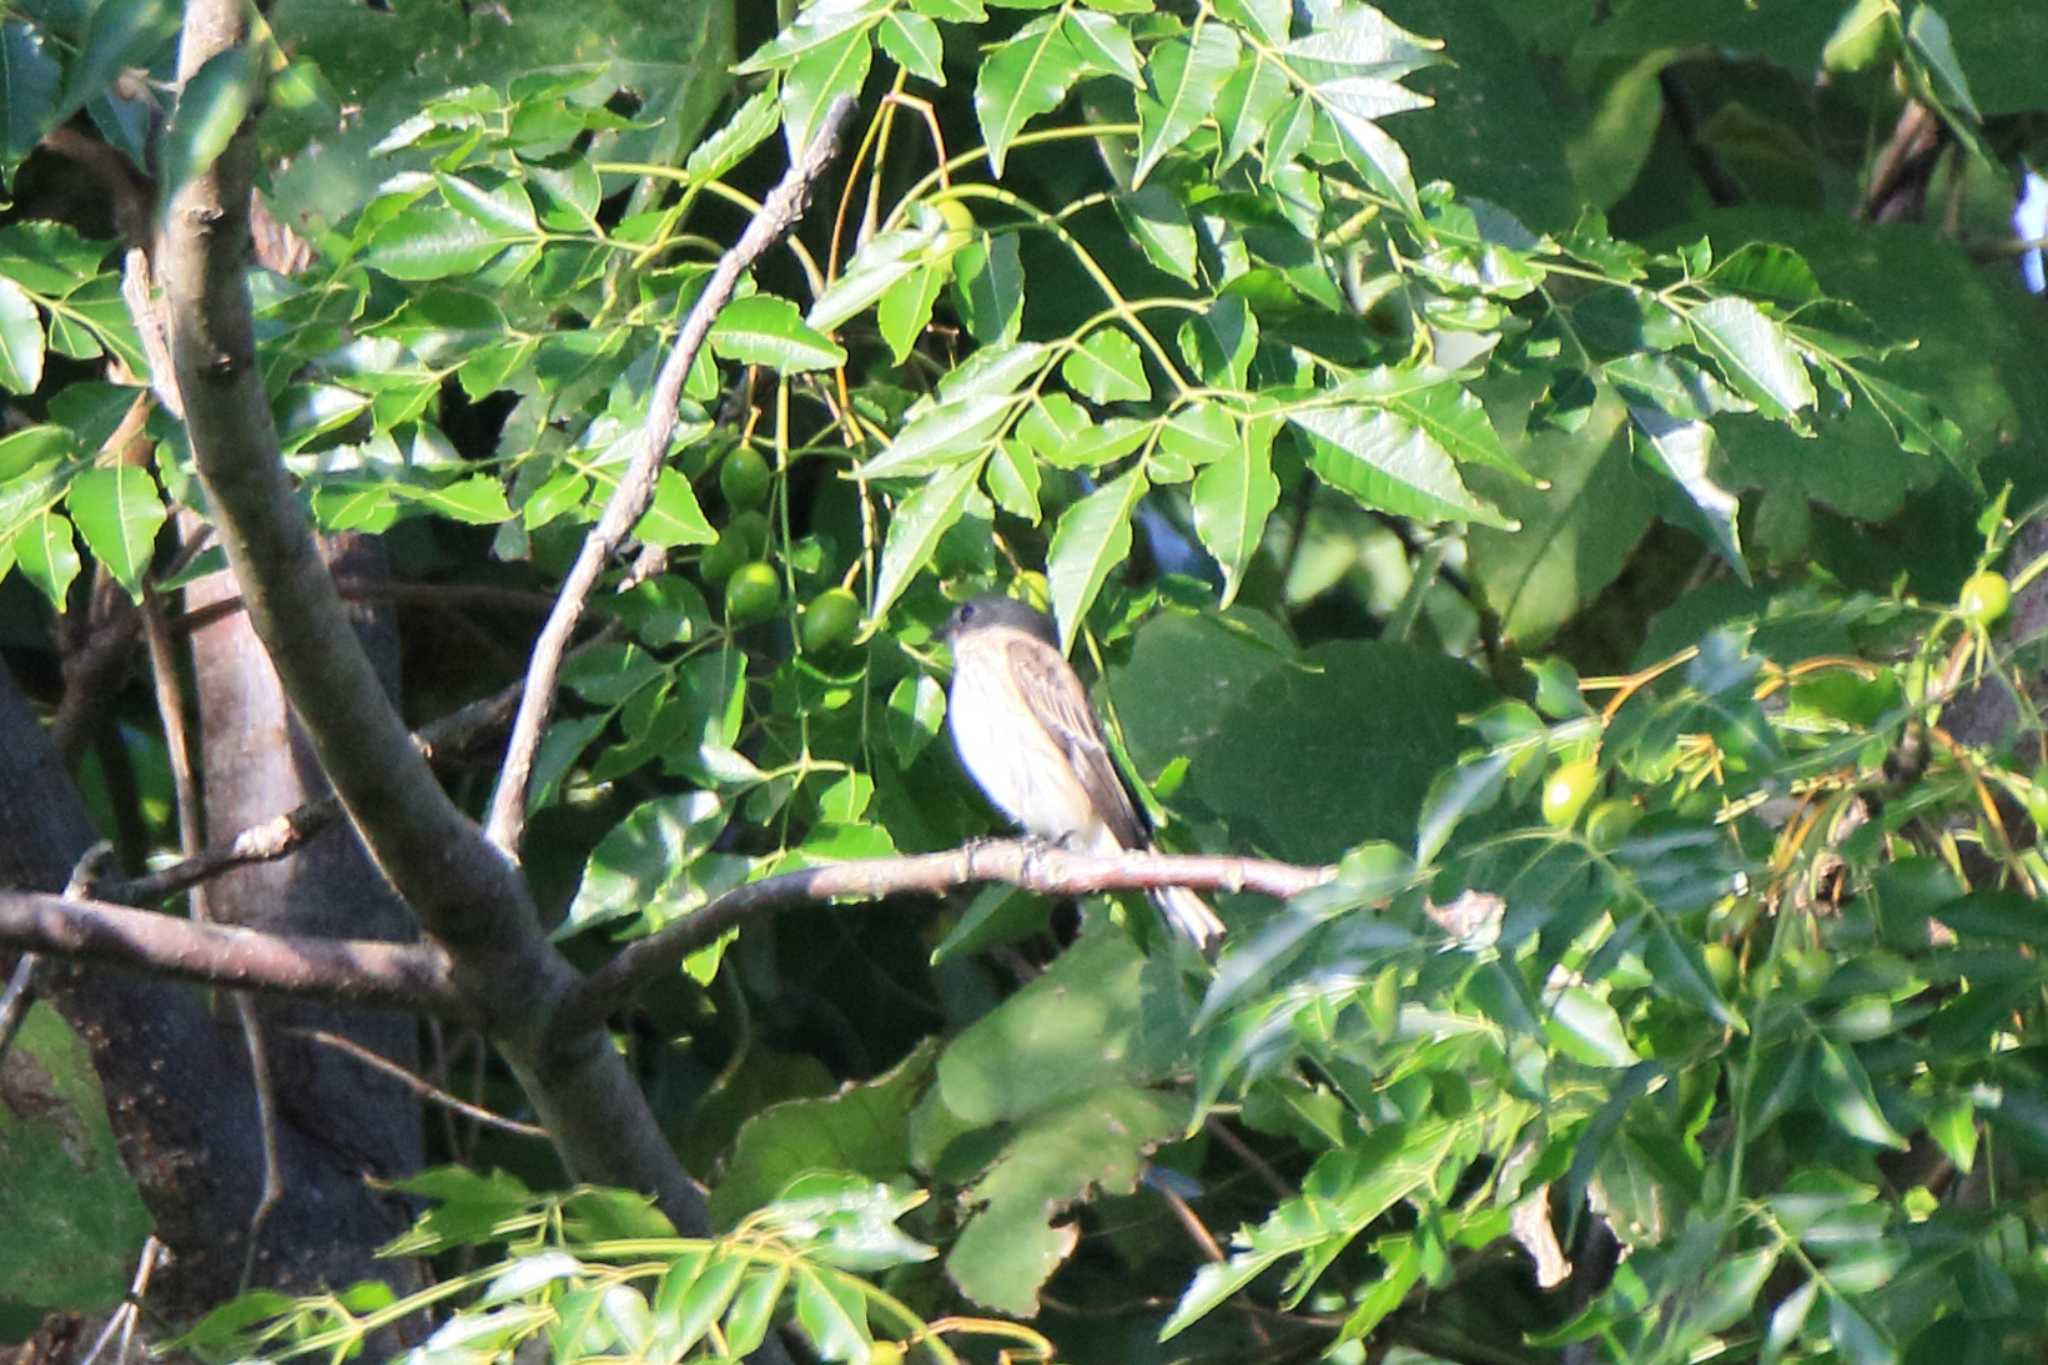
[[940, 593, 1225, 950]]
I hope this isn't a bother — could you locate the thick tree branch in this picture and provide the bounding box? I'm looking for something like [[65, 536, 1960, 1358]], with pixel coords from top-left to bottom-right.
[[0, 892, 465, 1016], [561, 842, 1338, 1033], [158, 0, 711, 1236], [160, 5, 526, 952], [484, 96, 859, 854]]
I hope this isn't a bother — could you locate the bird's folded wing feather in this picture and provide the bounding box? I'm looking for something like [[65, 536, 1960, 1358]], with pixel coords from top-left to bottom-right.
[[1006, 637, 1147, 849]]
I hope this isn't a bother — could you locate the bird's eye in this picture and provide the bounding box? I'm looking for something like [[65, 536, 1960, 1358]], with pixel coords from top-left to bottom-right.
[[958, 603, 977, 623]]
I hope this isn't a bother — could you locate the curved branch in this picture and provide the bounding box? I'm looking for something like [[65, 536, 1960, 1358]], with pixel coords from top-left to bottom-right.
[[561, 841, 1339, 1033], [485, 96, 860, 853], [0, 892, 466, 1017]]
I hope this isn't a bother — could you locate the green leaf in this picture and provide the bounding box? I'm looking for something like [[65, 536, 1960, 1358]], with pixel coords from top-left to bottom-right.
[[710, 1042, 936, 1226], [437, 172, 539, 237], [65, 466, 163, 600], [1063, 11, 1140, 83], [1190, 419, 1277, 606], [1060, 327, 1149, 403], [0, 22, 62, 159], [0, 1005, 153, 1311], [0, 275, 44, 393], [985, 438, 1042, 521], [1626, 400, 1747, 581], [1903, 3, 1979, 123], [364, 205, 513, 280], [878, 10, 946, 83], [948, 1086, 1184, 1315], [1216, 50, 1290, 173], [871, 457, 985, 621], [860, 392, 1013, 478], [1133, 24, 1241, 187], [159, 45, 261, 199], [782, 26, 873, 161], [1161, 1121, 1462, 1338], [57, 0, 176, 122], [975, 16, 1083, 175], [937, 932, 1157, 1124], [876, 261, 946, 363], [1687, 296, 1816, 422], [809, 220, 946, 332], [886, 674, 947, 769], [1815, 1037, 1909, 1150], [711, 294, 847, 372], [566, 791, 731, 933], [737, 0, 887, 71], [1291, 404, 1509, 527], [1114, 182, 1198, 283], [1046, 467, 1145, 648], [1467, 392, 1649, 651], [792, 1267, 869, 1363], [1546, 986, 1641, 1068], [633, 467, 717, 547], [951, 230, 1024, 342], [14, 509, 78, 609], [685, 88, 778, 181]]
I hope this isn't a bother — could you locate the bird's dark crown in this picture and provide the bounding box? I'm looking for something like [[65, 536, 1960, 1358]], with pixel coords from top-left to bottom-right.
[[944, 594, 1057, 647]]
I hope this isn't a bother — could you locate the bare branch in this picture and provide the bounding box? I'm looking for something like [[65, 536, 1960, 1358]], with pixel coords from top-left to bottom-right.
[[0, 892, 466, 1017], [285, 1027, 550, 1140], [484, 96, 860, 853], [562, 842, 1339, 1032]]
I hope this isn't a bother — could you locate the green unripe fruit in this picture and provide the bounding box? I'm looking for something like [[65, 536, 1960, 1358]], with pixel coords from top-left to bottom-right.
[[719, 445, 773, 511], [698, 532, 746, 586], [1702, 942, 1738, 995], [801, 587, 861, 654], [1541, 757, 1599, 829], [729, 510, 772, 559], [1958, 571, 2010, 626], [724, 561, 782, 624], [934, 198, 975, 255], [1584, 798, 1641, 851]]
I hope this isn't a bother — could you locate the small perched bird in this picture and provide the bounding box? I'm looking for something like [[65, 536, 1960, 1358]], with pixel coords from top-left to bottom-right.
[[941, 594, 1225, 950]]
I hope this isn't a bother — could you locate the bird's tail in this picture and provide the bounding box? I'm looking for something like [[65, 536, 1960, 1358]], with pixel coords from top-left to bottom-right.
[[1150, 885, 1225, 952]]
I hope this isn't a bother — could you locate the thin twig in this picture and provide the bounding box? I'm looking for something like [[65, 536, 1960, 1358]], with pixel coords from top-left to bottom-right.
[[485, 96, 859, 853], [284, 1027, 550, 1139], [561, 841, 1338, 1033]]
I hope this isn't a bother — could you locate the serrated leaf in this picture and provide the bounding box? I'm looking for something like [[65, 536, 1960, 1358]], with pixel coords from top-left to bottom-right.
[[1061, 327, 1149, 403], [364, 206, 512, 281], [1133, 25, 1241, 187], [810, 221, 945, 332], [685, 86, 780, 181], [1291, 404, 1508, 527], [860, 392, 1013, 478], [951, 230, 1024, 342], [633, 467, 716, 547], [1047, 467, 1144, 647], [1114, 182, 1198, 283], [1190, 420, 1275, 606], [872, 457, 985, 620], [975, 17, 1082, 175], [65, 466, 162, 599], [1688, 296, 1816, 421], [1063, 11, 1139, 83], [436, 172, 539, 237], [1626, 400, 1747, 583], [711, 294, 847, 372], [783, 25, 873, 161], [878, 10, 945, 83]]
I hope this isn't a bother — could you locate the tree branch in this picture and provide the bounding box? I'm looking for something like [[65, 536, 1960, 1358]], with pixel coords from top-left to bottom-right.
[[0, 892, 466, 1017], [561, 842, 1338, 1033], [157, 0, 713, 1236], [484, 96, 859, 854]]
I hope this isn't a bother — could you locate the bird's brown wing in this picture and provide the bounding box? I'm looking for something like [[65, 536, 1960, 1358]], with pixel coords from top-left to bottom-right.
[[1004, 636, 1148, 849]]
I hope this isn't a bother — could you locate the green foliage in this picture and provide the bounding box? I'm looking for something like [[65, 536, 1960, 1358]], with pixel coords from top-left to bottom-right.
[[5, 0, 2048, 1358]]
